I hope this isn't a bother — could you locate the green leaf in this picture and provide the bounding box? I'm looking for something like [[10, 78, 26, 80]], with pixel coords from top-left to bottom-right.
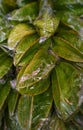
[[55, 3, 83, 33], [14, 33, 39, 66], [8, 23, 36, 50], [17, 95, 33, 129], [34, 0, 60, 39], [32, 88, 53, 130], [8, 2, 38, 22], [52, 62, 83, 120], [0, 49, 13, 78], [0, 81, 11, 110], [17, 76, 50, 96], [57, 26, 83, 54], [48, 115, 66, 130], [52, 36, 83, 62], [17, 39, 56, 95], [0, 17, 11, 43], [8, 89, 19, 116], [17, 0, 36, 7]]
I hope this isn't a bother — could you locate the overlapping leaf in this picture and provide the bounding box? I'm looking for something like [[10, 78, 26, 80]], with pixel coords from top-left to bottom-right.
[[57, 26, 83, 54], [17, 76, 50, 96], [34, 0, 60, 39], [14, 33, 39, 66], [8, 23, 36, 50], [17, 39, 56, 95], [0, 17, 11, 43], [17, 88, 53, 130], [52, 30, 83, 62], [8, 2, 38, 22], [55, 2, 83, 33], [0, 48, 13, 78], [8, 89, 19, 116], [32, 88, 53, 130], [0, 81, 11, 110], [18, 95, 33, 130], [52, 61, 83, 120]]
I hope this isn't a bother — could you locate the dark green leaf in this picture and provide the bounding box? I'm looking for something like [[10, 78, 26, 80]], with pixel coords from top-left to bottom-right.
[[55, 3, 83, 33], [0, 81, 11, 110], [2, 0, 17, 13], [8, 89, 19, 116], [8, 2, 38, 22], [17, 39, 56, 95], [52, 36, 83, 62], [52, 62, 83, 120], [17, 95, 33, 129], [0, 49, 13, 78], [57, 26, 83, 54], [32, 88, 53, 130]]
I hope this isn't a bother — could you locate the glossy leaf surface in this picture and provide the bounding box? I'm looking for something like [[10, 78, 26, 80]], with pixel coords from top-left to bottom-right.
[[55, 2, 83, 33], [14, 33, 39, 66], [32, 88, 53, 130], [17, 76, 50, 96], [8, 2, 38, 22], [0, 48, 13, 78], [34, 0, 59, 39], [52, 62, 83, 120], [17, 95, 33, 129], [57, 26, 83, 54], [52, 36, 83, 62], [0, 17, 11, 43], [8, 23, 36, 50], [17, 39, 56, 95]]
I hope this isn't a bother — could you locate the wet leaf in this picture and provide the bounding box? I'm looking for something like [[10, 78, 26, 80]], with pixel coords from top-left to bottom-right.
[[55, 3, 83, 33], [57, 26, 83, 54], [17, 39, 56, 95], [17, 76, 50, 96], [8, 89, 19, 116], [52, 36, 83, 62], [34, 0, 59, 39], [0, 49, 13, 78], [0, 17, 11, 43], [17, 95, 33, 129], [8, 23, 36, 50], [0, 81, 11, 110], [14, 33, 39, 66], [8, 2, 38, 22], [32, 88, 53, 130], [52, 62, 83, 120]]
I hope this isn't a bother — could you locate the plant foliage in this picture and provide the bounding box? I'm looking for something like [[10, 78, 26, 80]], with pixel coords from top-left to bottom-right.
[[0, 0, 83, 129]]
